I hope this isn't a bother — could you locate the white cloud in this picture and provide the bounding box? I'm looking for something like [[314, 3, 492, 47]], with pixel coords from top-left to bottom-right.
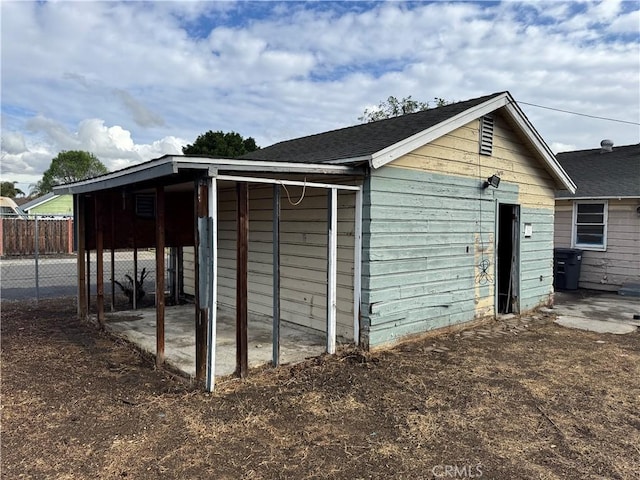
[[1, 118, 186, 187], [112, 89, 165, 128], [1, 0, 638, 185]]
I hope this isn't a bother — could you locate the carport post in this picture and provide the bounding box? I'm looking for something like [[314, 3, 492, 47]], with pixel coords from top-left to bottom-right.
[[272, 184, 281, 367], [86, 244, 91, 314], [155, 186, 166, 368], [110, 198, 115, 312], [95, 196, 105, 328], [236, 182, 249, 378], [195, 178, 209, 383], [327, 188, 338, 354], [353, 187, 363, 345], [205, 176, 218, 392], [76, 195, 88, 321]]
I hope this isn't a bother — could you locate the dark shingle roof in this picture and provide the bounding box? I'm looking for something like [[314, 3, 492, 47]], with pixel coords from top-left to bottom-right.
[[556, 143, 640, 198], [241, 92, 505, 163]]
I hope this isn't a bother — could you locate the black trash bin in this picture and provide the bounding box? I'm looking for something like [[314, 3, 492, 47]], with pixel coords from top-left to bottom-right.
[[554, 248, 583, 290]]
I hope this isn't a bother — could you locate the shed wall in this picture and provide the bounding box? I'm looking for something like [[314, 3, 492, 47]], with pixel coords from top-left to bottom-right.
[[554, 198, 640, 290], [184, 185, 356, 339], [362, 116, 557, 346]]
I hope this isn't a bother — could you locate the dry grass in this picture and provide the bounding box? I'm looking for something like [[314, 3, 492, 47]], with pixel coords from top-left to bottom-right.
[[2, 297, 640, 479]]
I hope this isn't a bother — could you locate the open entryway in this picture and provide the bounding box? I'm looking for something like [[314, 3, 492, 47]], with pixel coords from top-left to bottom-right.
[[497, 203, 520, 314]]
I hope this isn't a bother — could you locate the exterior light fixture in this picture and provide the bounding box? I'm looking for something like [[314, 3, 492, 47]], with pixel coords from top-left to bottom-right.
[[483, 175, 501, 189]]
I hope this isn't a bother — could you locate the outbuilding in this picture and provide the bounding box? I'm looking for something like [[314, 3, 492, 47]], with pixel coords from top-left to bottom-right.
[[55, 91, 575, 390]]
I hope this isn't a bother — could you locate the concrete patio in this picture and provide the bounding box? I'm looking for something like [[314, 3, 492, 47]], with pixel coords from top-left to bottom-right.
[[553, 291, 640, 334], [105, 304, 327, 378]]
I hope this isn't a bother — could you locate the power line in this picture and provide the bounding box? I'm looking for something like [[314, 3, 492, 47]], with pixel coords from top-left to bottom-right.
[[518, 101, 640, 126]]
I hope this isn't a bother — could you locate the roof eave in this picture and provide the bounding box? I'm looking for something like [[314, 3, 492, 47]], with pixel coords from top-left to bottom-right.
[[368, 92, 577, 194], [53, 156, 364, 195], [555, 195, 640, 200], [369, 93, 511, 169], [502, 101, 577, 193], [21, 192, 58, 211]]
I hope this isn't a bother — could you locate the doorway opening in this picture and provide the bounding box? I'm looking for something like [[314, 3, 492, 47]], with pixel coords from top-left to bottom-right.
[[497, 203, 520, 314]]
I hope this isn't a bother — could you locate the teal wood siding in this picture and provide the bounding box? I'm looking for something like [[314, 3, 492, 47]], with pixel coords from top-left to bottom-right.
[[361, 167, 554, 347], [519, 207, 555, 311]]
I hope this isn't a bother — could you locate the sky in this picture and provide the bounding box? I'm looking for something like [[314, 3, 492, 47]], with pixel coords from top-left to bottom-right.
[[1, 0, 639, 195]]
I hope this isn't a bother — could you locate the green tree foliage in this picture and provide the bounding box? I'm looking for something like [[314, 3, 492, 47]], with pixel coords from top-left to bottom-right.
[[182, 130, 259, 157], [32, 150, 108, 195], [0, 181, 25, 198], [359, 96, 450, 123]]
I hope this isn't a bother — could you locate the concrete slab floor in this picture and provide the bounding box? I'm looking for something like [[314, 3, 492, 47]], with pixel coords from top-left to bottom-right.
[[105, 305, 327, 378], [553, 291, 640, 334]]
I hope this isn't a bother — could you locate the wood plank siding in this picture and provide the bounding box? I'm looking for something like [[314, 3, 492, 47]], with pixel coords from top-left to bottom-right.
[[184, 184, 356, 340], [554, 198, 640, 290], [363, 114, 557, 346]]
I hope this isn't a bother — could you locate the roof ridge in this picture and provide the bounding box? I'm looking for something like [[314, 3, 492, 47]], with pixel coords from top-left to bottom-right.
[[242, 91, 507, 154]]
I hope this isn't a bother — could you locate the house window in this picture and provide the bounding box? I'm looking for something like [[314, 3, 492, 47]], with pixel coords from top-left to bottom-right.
[[573, 201, 608, 250]]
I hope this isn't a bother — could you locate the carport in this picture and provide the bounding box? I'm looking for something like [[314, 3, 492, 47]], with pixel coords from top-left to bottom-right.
[[54, 156, 364, 391]]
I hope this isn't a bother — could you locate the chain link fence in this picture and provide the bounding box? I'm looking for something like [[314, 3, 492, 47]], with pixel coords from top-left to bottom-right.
[[0, 214, 172, 307]]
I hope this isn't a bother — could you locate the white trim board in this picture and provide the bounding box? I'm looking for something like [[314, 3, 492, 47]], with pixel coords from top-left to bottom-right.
[[369, 92, 576, 194]]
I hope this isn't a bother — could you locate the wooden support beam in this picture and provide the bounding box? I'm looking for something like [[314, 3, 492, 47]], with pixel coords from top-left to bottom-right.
[[66, 217, 73, 254], [236, 182, 249, 378], [76, 195, 87, 320], [95, 196, 105, 328], [176, 247, 183, 300], [86, 244, 91, 315], [132, 211, 138, 310], [195, 179, 208, 382], [327, 188, 338, 354], [353, 187, 363, 345], [272, 184, 281, 367], [155, 186, 166, 368], [205, 176, 218, 392], [132, 247, 138, 310], [110, 198, 115, 312]]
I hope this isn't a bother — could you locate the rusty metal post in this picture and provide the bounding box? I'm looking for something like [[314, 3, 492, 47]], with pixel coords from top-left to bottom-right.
[[155, 186, 166, 367], [236, 182, 249, 378], [76, 195, 87, 320], [95, 196, 105, 327]]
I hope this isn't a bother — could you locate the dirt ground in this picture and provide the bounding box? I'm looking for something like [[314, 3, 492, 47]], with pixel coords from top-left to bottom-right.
[[2, 298, 639, 480]]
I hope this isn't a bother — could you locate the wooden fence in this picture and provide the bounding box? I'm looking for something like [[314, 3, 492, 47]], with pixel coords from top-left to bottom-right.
[[0, 217, 74, 256]]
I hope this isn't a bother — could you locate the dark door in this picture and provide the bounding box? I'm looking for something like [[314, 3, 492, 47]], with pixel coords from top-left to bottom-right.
[[497, 204, 520, 314]]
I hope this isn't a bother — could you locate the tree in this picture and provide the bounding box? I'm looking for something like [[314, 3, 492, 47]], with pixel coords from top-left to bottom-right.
[[32, 150, 108, 195], [358, 96, 449, 123], [182, 130, 259, 157], [0, 181, 25, 198]]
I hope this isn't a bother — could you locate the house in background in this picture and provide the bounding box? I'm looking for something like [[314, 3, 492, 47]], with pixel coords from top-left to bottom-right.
[[554, 142, 640, 293], [20, 192, 73, 217], [55, 91, 575, 389], [0, 196, 26, 217]]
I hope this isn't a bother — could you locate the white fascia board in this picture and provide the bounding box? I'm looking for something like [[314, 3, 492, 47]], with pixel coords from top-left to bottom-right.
[[320, 156, 372, 165], [171, 156, 360, 174], [502, 102, 577, 194], [370, 94, 510, 169], [555, 195, 640, 200], [52, 155, 364, 195], [23, 194, 58, 211]]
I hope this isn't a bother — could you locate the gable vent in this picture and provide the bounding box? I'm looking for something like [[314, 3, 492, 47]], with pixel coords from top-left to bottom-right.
[[479, 115, 494, 156], [135, 194, 155, 218]]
